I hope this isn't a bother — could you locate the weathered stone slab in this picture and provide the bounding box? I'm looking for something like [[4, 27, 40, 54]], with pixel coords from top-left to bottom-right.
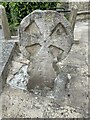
[[19, 10, 74, 91], [0, 5, 11, 40], [0, 41, 17, 94]]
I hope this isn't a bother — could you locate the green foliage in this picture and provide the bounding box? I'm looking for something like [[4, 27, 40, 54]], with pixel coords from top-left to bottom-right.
[[0, 2, 57, 33], [0, 2, 69, 35]]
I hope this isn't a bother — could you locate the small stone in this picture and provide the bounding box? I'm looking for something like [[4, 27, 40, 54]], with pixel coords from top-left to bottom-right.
[[74, 39, 80, 44], [34, 92, 39, 95], [60, 107, 64, 110], [67, 74, 71, 80], [35, 97, 38, 100]]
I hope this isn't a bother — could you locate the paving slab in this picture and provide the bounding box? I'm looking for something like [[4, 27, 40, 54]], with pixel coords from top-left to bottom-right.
[[0, 41, 18, 94]]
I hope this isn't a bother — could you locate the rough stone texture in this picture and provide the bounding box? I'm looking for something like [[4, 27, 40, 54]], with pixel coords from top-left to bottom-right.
[[0, 20, 89, 118], [69, 5, 78, 30], [1, 86, 83, 118], [19, 10, 74, 90], [0, 41, 17, 94], [57, 20, 89, 116], [5, 49, 29, 90], [69, 2, 90, 21], [7, 64, 28, 90], [69, 2, 89, 12], [0, 5, 11, 40], [77, 11, 90, 21]]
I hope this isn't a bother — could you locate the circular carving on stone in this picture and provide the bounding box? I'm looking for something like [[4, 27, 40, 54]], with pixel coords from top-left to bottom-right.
[[19, 10, 74, 90]]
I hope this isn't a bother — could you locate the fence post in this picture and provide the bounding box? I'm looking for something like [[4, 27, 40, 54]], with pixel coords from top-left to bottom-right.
[[0, 5, 11, 40], [69, 5, 78, 31]]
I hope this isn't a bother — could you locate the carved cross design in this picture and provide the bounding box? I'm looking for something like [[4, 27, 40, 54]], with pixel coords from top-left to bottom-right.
[[19, 10, 73, 90]]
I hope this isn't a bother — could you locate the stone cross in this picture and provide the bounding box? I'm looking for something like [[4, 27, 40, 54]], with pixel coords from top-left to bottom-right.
[[19, 10, 74, 91]]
